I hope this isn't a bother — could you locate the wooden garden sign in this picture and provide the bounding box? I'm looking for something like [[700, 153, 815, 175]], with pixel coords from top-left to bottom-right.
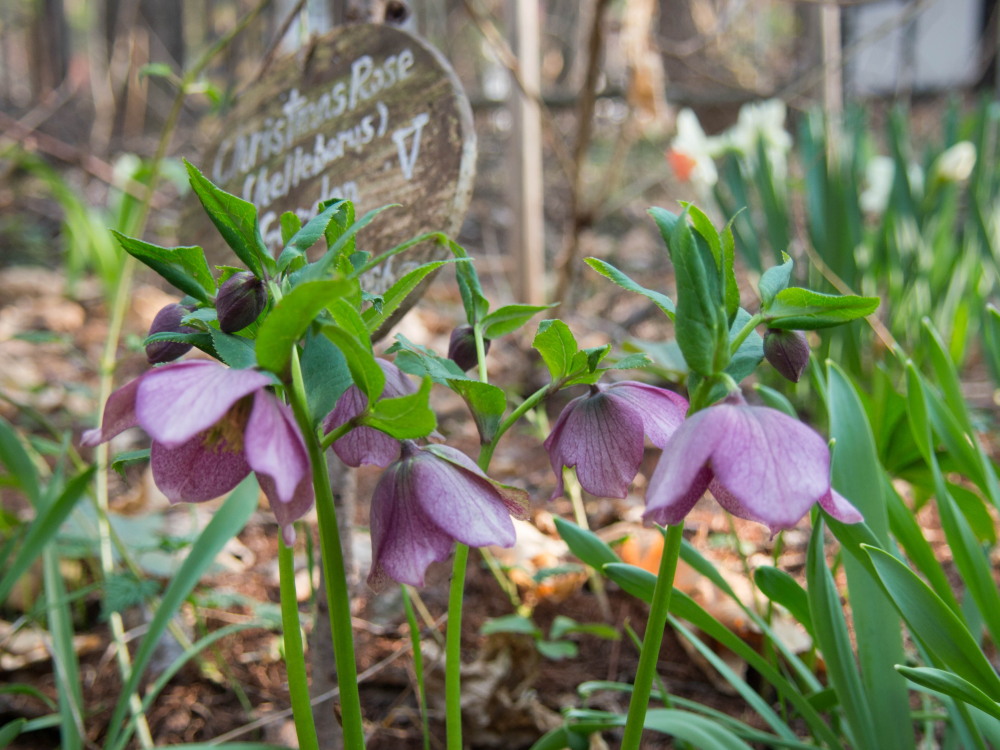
[[189, 23, 476, 316]]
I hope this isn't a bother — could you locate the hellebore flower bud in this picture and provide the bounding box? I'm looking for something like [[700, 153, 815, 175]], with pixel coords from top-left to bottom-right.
[[216, 272, 267, 333], [447, 325, 489, 372], [146, 303, 194, 364], [764, 328, 810, 383]]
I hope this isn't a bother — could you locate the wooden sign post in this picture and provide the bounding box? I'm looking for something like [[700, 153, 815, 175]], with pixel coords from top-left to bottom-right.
[[190, 23, 476, 301]]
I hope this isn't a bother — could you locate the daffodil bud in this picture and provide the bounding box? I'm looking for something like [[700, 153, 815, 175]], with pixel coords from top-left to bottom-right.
[[764, 328, 810, 383], [447, 325, 489, 372], [216, 272, 267, 333], [146, 303, 194, 364]]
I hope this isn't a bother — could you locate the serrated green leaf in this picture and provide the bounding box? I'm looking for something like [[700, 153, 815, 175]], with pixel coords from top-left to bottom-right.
[[532, 320, 579, 380], [764, 288, 879, 330], [449, 379, 506, 444], [584, 258, 675, 319], [361, 260, 455, 333], [277, 200, 347, 271], [184, 160, 269, 277], [481, 303, 559, 340], [300, 330, 352, 423], [388, 335, 469, 384], [279, 211, 301, 246], [600, 352, 652, 371], [321, 325, 384, 403], [255, 279, 354, 374], [112, 232, 215, 302], [361, 376, 436, 439], [102, 573, 161, 620], [207, 328, 256, 369]]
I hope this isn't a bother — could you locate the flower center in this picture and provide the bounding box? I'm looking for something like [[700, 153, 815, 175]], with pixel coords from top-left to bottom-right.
[[201, 395, 253, 454]]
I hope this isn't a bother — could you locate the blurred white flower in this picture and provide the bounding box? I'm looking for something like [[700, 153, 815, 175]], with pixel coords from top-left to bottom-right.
[[667, 108, 723, 192], [860, 155, 925, 215], [723, 99, 793, 179], [933, 141, 976, 183]]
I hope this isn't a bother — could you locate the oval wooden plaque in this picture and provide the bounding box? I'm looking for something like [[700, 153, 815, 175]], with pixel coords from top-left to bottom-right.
[[188, 23, 476, 305]]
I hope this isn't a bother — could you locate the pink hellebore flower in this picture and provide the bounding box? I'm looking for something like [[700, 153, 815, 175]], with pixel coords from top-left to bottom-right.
[[544, 381, 689, 499], [82, 360, 313, 544], [369, 440, 527, 588], [644, 403, 863, 533], [323, 358, 416, 468]]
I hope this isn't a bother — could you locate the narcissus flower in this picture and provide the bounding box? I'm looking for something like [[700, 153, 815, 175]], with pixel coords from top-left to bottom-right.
[[368, 441, 527, 587], [544, 382, 688, 500], [82, 360, 313, 543], [323, 358, 416, 467], [643, 403, 863, 533]]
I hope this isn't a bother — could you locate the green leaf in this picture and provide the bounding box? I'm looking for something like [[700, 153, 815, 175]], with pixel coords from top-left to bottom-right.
[[110, 448, 149, 476], [112, 232, 215, 302], [726, 308, 764, 383], [549, 615, 619, 641], [896, 666, 1000, 721], [101, 573, 161, 620], [184, 160, 269, 277], [584, 258, 675, 319], [326, 298, 372, 349], [321, 326, 385, 404], [753, 566, 813, 636], [300, 330, 352, 423], [277, 199, 347, 271], [759, 253, 793, 307], [388, 335, 469, 384], [0, 468, 94, 603], [449, 379, 506, 444], [480, 613, 540, 637], [807, 521, 878, 749], [0, 416, 40, 505], [600, 352, 652, 371], [532, 320, 579, 380], [279, 211, 302, 246], [536, 640, 578, 660], [686, 202, 739, 324], [362, 376, 436, 440], [553, 517, 619, 570], [323, 198, 355, 251], [255, 279, 354, 374], [763, 288, 879, 330], [864, 544, 1000, 700], [104, 478, 259, 750], [0, 718, 26, 747], [452, 245, 489, 324], [361, 260, 454, 333], [480, 303, 559, 340], [138, 62, 174, 79], [207, 328, 256, 369], [565, 707, 755, 749]]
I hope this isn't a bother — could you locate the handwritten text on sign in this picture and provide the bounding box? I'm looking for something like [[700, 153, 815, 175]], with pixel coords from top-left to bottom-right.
[[194, 24, 475, 296]]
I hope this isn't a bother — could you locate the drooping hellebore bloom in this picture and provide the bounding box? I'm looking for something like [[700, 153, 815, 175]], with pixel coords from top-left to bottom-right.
[[323, 358, 416, 468], [643, 402, 863, 533], [544, 381, 689, 500], [146, 303, 195, 364], [82, 360, 313, 544], [368, 440, 527, 588]]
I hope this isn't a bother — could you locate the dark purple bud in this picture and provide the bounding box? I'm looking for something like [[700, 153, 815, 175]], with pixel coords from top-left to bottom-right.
[[447, 325, 489, 372], [146, 303, 195, 364], [216, 272, 267, 333], [764, 328, 810, 383]]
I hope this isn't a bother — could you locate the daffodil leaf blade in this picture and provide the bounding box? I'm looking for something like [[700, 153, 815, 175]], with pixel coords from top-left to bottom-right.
[[553, 517, 619, 571], [764, 288, 879, 330], [184, 160, 270, 278], [895, 666, 1000, 720]]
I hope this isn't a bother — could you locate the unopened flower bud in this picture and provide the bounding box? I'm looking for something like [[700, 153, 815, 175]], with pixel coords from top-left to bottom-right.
[[934, 141, 976, 183], [216, 272, 267, 333], [764, 328, 810, 383], [447, 325, 489, 371], [146, 303, 194, 364]]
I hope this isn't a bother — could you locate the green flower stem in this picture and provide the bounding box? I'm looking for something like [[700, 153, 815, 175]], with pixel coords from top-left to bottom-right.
[[620, 522, 685, 750], [402, 587, 432, 750], [277, 536, 320, 750], [287, 351, 366, 749], [445, 542, 470, 750], [319, 419, 358, 452], [730, 312, 763, 355]]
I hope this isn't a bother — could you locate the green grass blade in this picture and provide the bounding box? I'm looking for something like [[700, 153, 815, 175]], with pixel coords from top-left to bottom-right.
[[105, 477, 259, 750], [43, 546, 83, 750]]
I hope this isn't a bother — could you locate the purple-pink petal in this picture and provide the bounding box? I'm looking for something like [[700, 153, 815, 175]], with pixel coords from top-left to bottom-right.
[[819, 489, 864, 524], [244, 392, 310, 505], [82, 374, 142, 446], [137, 360, 271, 448], [260, 472, 315, 546], [368, 461, 460, 587], [643, 407, 721, 524], [544, 390, 646, 499], [605, 381, 689, 448], [150, 431, 251, 503]]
